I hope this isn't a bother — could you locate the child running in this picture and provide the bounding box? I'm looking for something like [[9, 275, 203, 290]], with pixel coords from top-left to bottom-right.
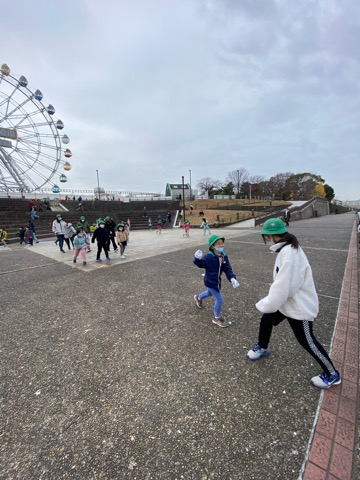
[[193, 234, 239, 327], [116, 222, 129, 259], [247, 218, 341, 389], [183, 218, 191, 237], [200, 217, 211, 236], [91, 219, 111, 262], [73, 226, 90, 266]]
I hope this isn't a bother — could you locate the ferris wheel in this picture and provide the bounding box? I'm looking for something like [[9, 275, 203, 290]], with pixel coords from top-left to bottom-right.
[[0, 63, 72, 193]]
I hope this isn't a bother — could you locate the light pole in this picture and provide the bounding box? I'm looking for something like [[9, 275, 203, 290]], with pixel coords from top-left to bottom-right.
[[249, 183, 252, 200], [96, 169, 101, 200], [189, 169, 192, 201], [182, 175, 185, 222]]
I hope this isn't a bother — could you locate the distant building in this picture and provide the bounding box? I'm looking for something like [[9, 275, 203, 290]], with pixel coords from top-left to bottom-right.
[[165, 183, 190, 200], [341, 199, 360, 206]]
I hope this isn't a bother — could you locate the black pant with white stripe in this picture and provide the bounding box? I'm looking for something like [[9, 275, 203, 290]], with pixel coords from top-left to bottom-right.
[[258, 311, 336, 376]]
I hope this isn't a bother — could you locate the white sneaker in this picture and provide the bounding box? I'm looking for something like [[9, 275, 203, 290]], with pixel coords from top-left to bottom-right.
[[311, 371, 341, 389], [121, 254, 126, 258], [247, 343, 270, 360]]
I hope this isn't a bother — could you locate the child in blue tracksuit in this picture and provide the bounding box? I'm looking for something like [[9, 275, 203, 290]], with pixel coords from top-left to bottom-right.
[[193, 234, 239, 328]]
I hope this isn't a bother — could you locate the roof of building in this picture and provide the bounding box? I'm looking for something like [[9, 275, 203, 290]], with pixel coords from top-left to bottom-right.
[[167, 183, 190, 189]]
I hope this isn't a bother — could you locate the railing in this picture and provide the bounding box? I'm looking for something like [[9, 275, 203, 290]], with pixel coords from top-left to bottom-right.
[[0, 188, 171, 202]]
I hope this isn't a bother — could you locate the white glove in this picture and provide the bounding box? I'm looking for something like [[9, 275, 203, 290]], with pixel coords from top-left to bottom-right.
[[194, 249, 203, 259], [231, 278, 240, 289]]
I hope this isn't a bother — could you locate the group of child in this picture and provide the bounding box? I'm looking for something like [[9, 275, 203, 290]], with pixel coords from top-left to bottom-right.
[[180, 217, 211, 238], [193, 218, 341, 390], [52, 214, 130, 265], [16, 222, 40, 245]]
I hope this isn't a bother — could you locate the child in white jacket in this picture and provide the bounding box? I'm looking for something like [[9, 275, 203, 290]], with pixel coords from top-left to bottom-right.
[[247, 218, 341, 389]]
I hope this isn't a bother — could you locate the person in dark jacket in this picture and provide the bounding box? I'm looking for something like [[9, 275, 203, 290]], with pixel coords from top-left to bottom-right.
[[193, 234, 239, 328], [17, 226, 27, 244], [105, 216, 118, 252], [91, 219, 110, 262]]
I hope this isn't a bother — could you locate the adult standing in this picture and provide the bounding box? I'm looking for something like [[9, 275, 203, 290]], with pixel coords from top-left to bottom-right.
[[52, 214, 67, 253], [284, 208, 291, 226]]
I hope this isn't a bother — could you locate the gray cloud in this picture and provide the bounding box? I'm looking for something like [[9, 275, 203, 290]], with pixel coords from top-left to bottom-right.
[[1, 0, 359, 199]]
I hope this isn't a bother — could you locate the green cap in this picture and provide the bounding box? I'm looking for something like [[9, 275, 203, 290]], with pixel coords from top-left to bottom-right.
[[56, 214, 62, 218], [98, 219, 105, 225], [260, 218, 288, 235], [80, 216, 85, 221], [208, 234, 225, 249]]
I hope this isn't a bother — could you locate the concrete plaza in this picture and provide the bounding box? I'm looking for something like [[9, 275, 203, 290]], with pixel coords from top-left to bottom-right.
[[1, 213, 358, 479]]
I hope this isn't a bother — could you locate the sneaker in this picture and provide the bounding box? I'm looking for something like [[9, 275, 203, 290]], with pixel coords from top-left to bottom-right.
[[194, 294, 203, 308], [106, 256, 111, 260], [61, 249, 66, 253], [114, 248, 118, 252], [83, 261, 87, 266], [212, 317, 228, 328], [247, 343, 270, 360], [96, 258, 102, 262], [311, 371, 341, 389], [121, 254, 126, 259], [73, 259, 76, 263]]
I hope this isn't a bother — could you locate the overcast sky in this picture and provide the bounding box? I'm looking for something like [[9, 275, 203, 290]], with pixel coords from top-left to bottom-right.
[[2, 0, 359, 200]]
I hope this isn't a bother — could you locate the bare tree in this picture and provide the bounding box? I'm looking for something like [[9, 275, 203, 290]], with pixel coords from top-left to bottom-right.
[[249, 175, 265, 184], [196, 177, 223, 197], [226, 168, 249, 198], [268, 172, 293, 200]]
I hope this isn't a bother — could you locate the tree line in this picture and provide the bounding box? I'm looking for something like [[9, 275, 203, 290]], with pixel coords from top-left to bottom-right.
[[196, 168, 335, 202]]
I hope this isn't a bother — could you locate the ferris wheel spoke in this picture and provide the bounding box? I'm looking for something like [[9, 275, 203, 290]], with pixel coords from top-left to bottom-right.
[[0, 148, 31, 192], [15, 141, 59, 151], [15, 148, 59, 168], [2, 96, 34, 121], [1, 65, 71, 192], [11, 150, 39, 168], [15, 142, 40, 155]]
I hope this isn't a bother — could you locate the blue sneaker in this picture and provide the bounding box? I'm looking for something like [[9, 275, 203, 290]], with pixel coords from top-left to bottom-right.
[[96, 258, 102, 262], [247, 343, 270, 360], [311, 371, 341, 389]]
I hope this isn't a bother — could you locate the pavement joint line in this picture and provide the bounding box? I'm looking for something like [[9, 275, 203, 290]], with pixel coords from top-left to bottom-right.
[[0, 262, 59, 276], [317, 294, 340, 300], [302, 246, 349, 252]]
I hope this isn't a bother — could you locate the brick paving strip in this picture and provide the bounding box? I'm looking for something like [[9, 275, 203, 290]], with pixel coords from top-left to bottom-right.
[[301, 220, 359, 480]]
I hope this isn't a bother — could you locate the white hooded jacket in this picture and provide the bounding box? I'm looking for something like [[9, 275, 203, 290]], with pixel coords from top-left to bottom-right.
[[52, 218, 67, 235], [256, 242, 319, 321]]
